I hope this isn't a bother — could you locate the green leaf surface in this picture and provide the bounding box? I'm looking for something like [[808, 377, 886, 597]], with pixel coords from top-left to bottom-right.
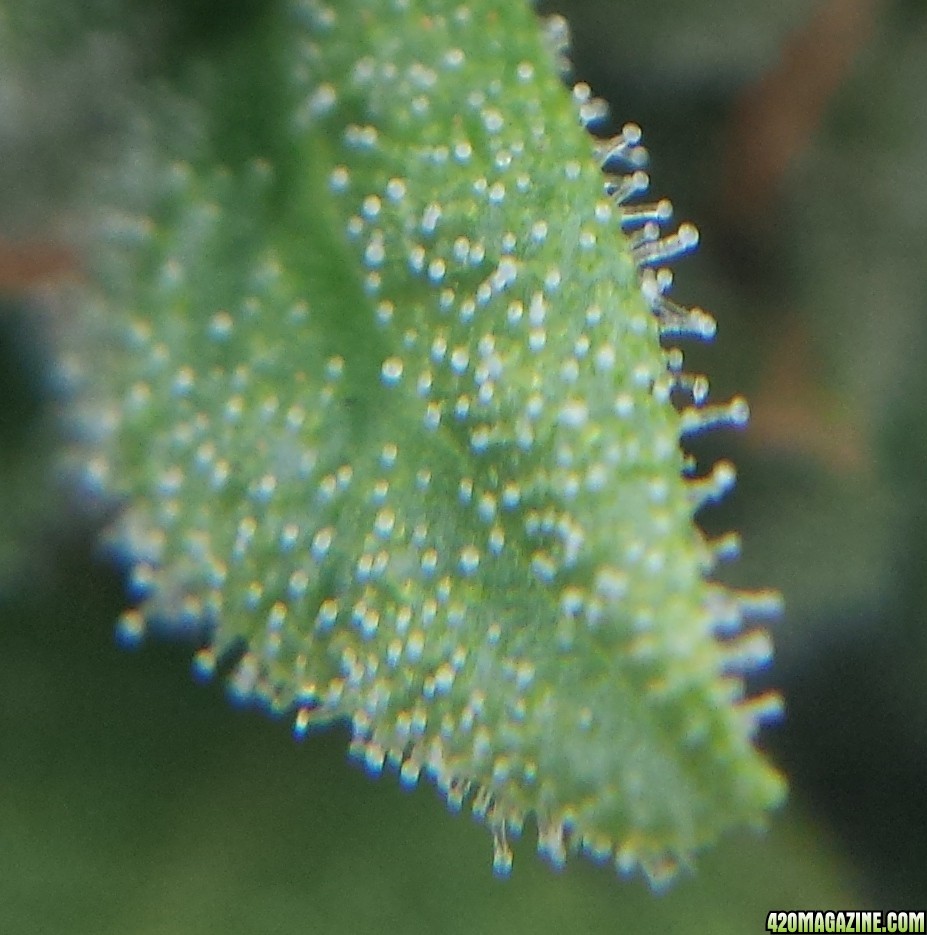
[[54, 0, 784, 883]]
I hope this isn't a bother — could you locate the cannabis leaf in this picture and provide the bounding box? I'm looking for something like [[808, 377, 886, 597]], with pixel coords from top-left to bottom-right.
[[54, 0, 784, 884]]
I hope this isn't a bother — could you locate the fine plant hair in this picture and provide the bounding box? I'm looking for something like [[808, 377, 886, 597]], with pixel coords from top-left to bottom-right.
[[50, 0, 785, 886]]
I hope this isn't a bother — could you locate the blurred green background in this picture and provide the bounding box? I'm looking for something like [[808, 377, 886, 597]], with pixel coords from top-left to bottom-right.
[[1, 0, 925, 931]]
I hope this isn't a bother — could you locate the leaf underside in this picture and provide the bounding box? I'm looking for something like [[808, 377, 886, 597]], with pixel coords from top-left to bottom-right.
[[57, 0, 785, 884]]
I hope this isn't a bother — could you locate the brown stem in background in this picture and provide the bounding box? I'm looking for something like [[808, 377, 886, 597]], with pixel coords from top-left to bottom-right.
[[0, 238, 78, 299], [720, 0, 879, 474], [720, 0, 879, 227]]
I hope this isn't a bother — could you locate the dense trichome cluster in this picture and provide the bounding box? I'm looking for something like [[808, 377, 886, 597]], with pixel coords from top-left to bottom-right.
[[56, 0, 784, 884]]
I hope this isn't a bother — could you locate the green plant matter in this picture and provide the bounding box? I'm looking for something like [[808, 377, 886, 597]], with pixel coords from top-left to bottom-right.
[[50, 0, 784, 885]]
